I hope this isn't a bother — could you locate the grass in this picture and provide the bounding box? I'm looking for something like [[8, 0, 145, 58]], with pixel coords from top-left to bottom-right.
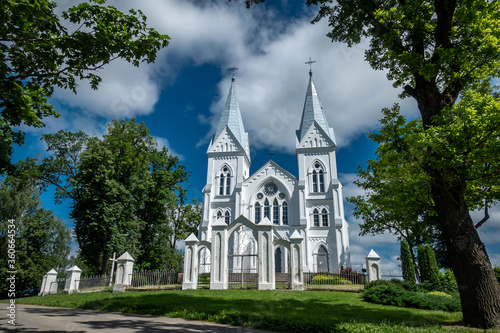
[[4, 289, 492, 332]]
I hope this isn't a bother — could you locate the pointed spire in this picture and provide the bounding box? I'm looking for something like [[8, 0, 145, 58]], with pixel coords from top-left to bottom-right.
[[214, 76, 247, 148], [297, 67, 335, 144]]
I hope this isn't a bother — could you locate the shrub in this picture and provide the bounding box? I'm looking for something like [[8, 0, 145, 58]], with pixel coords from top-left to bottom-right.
[[439, 269, 458, 293], [362, 285, 406, 307], [362, 285, 461, 312]]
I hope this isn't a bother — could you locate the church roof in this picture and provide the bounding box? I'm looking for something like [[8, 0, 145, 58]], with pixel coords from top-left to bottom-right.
[[297, 71, 335, 144], [214, 78, 247, 148]]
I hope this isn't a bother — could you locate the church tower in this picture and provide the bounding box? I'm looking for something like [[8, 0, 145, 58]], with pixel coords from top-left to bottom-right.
[[199, 76, 250, 241], [295, 67, 351, 271]]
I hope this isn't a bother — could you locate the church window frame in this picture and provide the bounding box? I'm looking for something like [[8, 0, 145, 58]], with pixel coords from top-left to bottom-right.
[[321, 208, 329, 227], [255, 202, 261, 223], [311, 162, 326, 193], [225, 210, 231, 224], [282, 202, 288, 225], [313, 208, 320, 227], [218, 165, 232, 196], [273, 198, 279, 224], [264, 199, 270, 219], [217, 210, 223, 220]]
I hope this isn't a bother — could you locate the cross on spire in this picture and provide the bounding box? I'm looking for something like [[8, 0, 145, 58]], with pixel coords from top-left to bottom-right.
[[305, 58, 316, 76], [228, 65, 239, 81]]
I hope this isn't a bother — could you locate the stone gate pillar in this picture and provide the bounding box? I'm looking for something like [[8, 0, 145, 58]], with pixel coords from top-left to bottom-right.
[[210, 219, 228, 290], [182, 233, 199, 290], [366, 249, 381, 283], [64, 265, 82, 294], [290, 230, 304, 290], [40, 269, 58, 296], [257, 217, 274, 290], [113, 251, 135, 292]]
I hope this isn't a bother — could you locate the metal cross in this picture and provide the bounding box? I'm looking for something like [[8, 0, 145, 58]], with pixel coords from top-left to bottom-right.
[[228, 65, 239, 79], [305, 58, 316, 72]]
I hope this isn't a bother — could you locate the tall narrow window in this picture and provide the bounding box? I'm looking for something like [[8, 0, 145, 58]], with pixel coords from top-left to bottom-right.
[[273, 198, 279, 224], [217, 211, 222, 220], [225, 210, 230, 224], [319, 170, 325, 192], [264, 199, 270, 219], [255, 202, 261, 223], [322, 208, 328, 227], [312, 170, 318, 193], [313, 208, 320, 227], [282, 202, 288, 225], [219, 167, 231, 195], [311, 162, 325, 193], [219, 174, 225, 195], [226, 173, 231, 194]]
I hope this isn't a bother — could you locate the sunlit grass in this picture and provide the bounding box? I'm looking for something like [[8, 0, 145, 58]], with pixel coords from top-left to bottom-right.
[[5, 289, 489, 332]]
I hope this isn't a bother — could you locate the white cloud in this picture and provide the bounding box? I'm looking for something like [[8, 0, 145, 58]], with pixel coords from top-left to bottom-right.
[[155, 136, 185, 160]]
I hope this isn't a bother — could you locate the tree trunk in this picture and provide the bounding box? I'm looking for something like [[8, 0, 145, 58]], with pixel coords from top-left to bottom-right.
[[430, 171, 500, 328]]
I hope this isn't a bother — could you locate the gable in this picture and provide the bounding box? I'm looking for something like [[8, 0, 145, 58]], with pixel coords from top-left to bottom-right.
[[245, 160, 297, 188], [297, 121, 336, 149], [208, 126, 245, 154]]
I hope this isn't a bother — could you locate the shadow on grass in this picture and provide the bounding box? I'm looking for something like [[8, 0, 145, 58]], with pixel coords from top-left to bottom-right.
[[49, 290, 462, 332]]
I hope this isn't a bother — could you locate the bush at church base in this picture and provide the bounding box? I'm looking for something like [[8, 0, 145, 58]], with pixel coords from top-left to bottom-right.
[[310, 274, 353, 285]]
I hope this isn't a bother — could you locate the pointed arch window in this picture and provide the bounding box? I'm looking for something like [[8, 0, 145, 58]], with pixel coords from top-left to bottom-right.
[[312, 163, 325, 193], [225, 210, 231, 224], [217, 211, 222, 220], [322, 208, 329, 227], [282, 202, 288, 225], [255, 202, 261, 223], [313, 208, 320, 227], [219, 166, 231, 195], [273, 198, 279, 224], [264, 199, 270, 219]]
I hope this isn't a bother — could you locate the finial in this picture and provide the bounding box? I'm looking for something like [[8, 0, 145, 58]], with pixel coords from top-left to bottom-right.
[[228, 65, 239, 81], [305, 58, 316, 76]]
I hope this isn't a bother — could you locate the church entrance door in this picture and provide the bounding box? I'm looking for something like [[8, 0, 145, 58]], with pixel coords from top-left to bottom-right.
[[227, 226, 258, 289]]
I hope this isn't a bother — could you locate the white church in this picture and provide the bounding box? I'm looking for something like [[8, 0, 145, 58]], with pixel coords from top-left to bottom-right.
[[183, 67, 352, 290]]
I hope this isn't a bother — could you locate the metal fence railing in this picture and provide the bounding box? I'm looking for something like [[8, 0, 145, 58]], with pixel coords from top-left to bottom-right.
[[129, 270, 182, 289], [49, 277, 66, 294], [304, 271, 367, 290], [77, 275, 110, 293]]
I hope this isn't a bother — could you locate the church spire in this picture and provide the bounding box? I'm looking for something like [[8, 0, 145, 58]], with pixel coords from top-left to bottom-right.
[[297, 61, 335, 144], [214, 73, 247, 149]]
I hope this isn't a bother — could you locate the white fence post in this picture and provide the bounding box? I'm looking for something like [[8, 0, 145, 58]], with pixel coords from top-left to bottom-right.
[[365, 249, 381, 283], [41, 269, 58, 296]]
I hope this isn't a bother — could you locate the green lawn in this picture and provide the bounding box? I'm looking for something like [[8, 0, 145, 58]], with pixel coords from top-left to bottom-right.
[[4, 289, 489, 332]]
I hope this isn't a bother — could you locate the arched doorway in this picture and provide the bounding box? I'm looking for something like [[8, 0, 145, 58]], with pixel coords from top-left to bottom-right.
[[275, 248, 282, 273], [228, 226, 258, 289], [316, 245, 329, 272]]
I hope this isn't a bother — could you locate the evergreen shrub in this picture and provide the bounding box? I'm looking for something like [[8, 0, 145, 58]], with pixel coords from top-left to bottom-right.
[[362, 284, 461, 312]]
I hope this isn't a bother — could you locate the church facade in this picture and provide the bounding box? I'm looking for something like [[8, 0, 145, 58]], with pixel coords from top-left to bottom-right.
[[198, 69, 351, 275]]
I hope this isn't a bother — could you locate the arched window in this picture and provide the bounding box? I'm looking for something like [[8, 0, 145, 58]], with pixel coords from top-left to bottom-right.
[[282, 202, 288, 225], [219, 166, 231, 195], [255, 202, 261, 223], [264, 199, 270, 219], [217, 211, 222, 220], [313, 208, 320, 227], [273, 198, 279, 224], [311, 162, 325, 193], [322, 208, 329, 227], [225, 210, 230, 224]]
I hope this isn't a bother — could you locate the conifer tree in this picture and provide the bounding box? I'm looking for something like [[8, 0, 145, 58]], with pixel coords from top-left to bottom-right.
[[400, 240, 416, 284]]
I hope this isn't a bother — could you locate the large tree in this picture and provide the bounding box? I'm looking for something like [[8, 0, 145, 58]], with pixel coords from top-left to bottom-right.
[[240, 0, 500, 327], [0, 0, 169, 173], [0, 176, 71, 297], [31, 118, 195, 275]]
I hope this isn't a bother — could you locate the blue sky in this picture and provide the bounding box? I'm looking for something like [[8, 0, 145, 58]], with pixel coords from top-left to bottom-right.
[[12, 0, 500, 274]]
